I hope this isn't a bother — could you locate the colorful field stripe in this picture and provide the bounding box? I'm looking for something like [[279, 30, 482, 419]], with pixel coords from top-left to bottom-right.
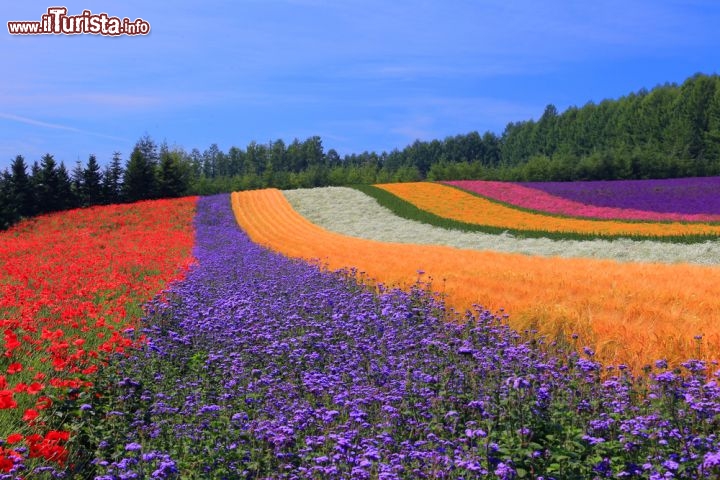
[[232, 188, 720, 371], [378, 182, 720, 238], [445, 180, 720, 222]]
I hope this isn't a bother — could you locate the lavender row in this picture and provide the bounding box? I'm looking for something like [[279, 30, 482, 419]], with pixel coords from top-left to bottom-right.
[[520, 176, 720, 215], [74, 195, 720, 479]]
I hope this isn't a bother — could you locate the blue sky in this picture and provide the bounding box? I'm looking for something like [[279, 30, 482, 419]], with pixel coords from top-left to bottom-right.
[[2, 0, 720, 170]]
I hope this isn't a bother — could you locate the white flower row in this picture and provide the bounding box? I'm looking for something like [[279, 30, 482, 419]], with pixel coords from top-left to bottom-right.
[[283, 186, 720, 265]]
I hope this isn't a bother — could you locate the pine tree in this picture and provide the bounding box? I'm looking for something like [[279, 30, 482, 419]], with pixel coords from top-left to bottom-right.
[[124, 146, 158, 202], [36, 154, 60, 213], [0, 169, 17, 229], [101, 151, 124, 204], [157, 150, 189, 198], [9, 155, 35, 218], [56, 162, 77, 210], [71, 160, 84, 199], [81, 154, 103, 206]]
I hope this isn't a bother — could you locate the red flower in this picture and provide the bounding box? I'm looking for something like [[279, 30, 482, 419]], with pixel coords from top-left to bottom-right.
[[27, 382, 44, 395], [0, 197, 196, 469], [22, 408, 38, 422], [35, 396, 52, 410], [0, 391, 16, 409], [6, 363, 22, 375], [0, 456, 13, 472], [6, 433, 23, 444], [45, 431, 69, 442], [12, 382, 28, 394]]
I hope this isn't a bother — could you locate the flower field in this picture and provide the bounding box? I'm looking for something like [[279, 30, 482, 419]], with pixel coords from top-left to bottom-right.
[[0, 198, 196, 475], [5, 178, 720, 477], [518, 177, 720, 216], [444, 180, 720, 223], [283, 187, 720, 265], [73, 195, 720, 479], [376, 182, 720, 239], [232, 188, 720, 370]]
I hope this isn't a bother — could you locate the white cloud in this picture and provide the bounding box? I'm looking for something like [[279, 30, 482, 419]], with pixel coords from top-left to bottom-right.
[[0, 112, 128, 141]]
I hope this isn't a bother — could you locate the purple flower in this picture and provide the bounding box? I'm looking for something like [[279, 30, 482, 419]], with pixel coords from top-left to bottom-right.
[[494, 462, 516, 479], [519, 176, 720, 216], [704, 451, 720, 470], [81, 194, 720, 479]]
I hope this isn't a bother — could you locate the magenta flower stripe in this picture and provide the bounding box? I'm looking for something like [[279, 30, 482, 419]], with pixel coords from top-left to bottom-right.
[[445, 179, 720, 222]]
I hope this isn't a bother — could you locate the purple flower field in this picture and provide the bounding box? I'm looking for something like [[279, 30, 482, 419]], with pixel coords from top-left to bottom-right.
[[70, 195, 720, 479], [520, 177, 720, 215]]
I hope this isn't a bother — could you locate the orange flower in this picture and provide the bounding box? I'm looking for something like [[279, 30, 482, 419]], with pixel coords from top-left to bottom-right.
[[232, 188, 720, 371], [377, 182, 720, 238]]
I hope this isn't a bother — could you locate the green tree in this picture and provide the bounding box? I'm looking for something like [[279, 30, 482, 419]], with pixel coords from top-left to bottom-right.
[[269, 139, 287, 172], [286, 139, 305, 172], [157, 149, 189, 198], [36, 154, 61, 213], [202, 144, 221, 178], [303, 136, 324, 168], [0, 170, 16, 229], [124, 146, 158, 202], [102, 151, 125, 204], [81, 154, 103, 206], [71, 160, 84, 197], [0, 170, 14, 224], [55, 162, 77, 211], [227, 146, 245, 177], [136, 134, 159, 167], [9, 155, 35, 218]]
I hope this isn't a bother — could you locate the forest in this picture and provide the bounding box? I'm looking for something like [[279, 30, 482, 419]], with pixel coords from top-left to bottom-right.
[[2, 72, 719, 230]]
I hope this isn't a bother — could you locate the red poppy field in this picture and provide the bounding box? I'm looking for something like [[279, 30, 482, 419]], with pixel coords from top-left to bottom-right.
[[0, 198, 196, 471]]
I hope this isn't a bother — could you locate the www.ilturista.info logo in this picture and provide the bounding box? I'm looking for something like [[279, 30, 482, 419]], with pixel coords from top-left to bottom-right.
[[7, 7, 150, 36]]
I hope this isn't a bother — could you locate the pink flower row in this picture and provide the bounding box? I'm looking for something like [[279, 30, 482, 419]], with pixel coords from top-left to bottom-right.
[[444, 180, 720, 223]]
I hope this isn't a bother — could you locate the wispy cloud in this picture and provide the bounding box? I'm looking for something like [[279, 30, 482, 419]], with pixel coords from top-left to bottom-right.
[[0, 113, 129, 142], [0, 88, 232, 114]]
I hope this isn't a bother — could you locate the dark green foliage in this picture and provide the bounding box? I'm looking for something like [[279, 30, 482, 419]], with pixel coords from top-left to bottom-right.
[[55, 162, 77, 211], [123, 146, 158, 202], [35, 154, 62, 213], [157, 150, 190, 198], [101, 152, 125, 204], [0, 169, 16, 229], [497, 74, 720, 180], [81, 154, 103, 206], [9, 155, 35, 218]]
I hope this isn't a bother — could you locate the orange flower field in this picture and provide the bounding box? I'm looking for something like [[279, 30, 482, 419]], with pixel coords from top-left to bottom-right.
[[232, 188, 720, 371], [377, 182, 720, 238]]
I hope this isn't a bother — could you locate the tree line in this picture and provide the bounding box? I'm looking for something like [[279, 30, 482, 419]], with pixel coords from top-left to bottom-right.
[[2, 72, 720, 230]]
